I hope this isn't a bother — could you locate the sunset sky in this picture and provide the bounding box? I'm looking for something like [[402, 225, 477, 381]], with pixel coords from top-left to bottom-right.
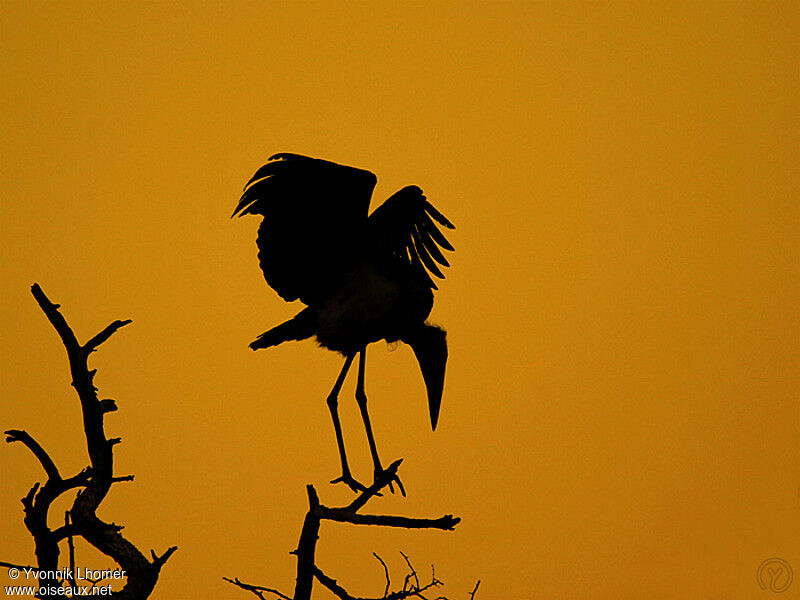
[[1, 2, 798, 598]]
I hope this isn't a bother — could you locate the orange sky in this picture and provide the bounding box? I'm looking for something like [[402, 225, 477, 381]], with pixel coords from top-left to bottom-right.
[[1, 2, 798, 598]]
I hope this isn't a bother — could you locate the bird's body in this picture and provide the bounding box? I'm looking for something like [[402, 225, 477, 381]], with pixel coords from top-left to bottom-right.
[[234, 153, 454, 492], [314, 261, 433, 354]]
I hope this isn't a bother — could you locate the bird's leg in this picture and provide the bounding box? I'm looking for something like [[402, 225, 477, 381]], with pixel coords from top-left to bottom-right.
[[327, 354, 366, 493], [355, 349, 406, 496]]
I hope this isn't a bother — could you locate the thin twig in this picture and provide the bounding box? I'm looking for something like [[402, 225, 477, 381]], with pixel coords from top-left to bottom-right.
[[0, 560, 36, 571], [65, 512, 77, 592], [224, 577, 292, 600], [373, 553, 390, 598], [313, 562, 445, 600], [399, 552, 419, 590]]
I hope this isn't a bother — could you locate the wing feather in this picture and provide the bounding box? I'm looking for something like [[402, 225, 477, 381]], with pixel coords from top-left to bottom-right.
[[419, 214, 454, 251], [369, 185, 454, 289], [234, 153, 377, 304], [415, 224, 450, 267], [412, 230, 445, 278], [408, 241, 438, 290], [423, 200, 455, 229]]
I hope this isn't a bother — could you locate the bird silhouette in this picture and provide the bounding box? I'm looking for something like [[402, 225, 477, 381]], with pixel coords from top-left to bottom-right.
[[233, 153, 455, 494]]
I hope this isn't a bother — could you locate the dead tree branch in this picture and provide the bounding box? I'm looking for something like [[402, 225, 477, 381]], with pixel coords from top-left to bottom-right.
[[294, 460, 459, 600], [3, 284, 176, 599], [227, 458, 462, 600], [223, 577, 293, 600], [0, 561, 37, 572], [312, 553, 446, 600]]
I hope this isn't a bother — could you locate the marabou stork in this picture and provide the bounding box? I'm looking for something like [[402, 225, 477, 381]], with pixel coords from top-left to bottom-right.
[[233, 153, 454, 493]]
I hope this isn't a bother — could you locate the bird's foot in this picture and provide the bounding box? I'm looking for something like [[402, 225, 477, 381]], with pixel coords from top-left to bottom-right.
[[330, 472, 367, 494], [374, 465, 406, 497]]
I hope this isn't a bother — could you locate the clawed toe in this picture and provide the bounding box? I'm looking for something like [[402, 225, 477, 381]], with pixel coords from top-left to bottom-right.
[[375, 467, 406, 497], [330, 473, 367, 494]]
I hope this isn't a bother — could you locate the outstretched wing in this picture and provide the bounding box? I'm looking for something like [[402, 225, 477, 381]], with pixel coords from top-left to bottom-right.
[[233, 153, 377, 304], [368, 185, 455, 289]]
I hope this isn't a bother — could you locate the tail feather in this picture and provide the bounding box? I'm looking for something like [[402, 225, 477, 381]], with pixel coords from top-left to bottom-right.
[[250, 309, 314, 350]]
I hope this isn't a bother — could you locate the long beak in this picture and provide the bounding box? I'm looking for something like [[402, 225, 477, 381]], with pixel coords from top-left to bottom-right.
[[403, 324, 447, 430]]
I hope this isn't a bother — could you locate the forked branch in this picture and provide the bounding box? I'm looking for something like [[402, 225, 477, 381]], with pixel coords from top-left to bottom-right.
[[3, 284, 176, 599], [227, 459, 463, 600]]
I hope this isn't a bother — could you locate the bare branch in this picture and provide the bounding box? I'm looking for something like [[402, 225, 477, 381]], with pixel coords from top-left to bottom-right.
[[313, 562, 445, 600], [373, 553, 390, 598], [65, 512, 78, 592], [61, 467, 93, 490], [84, 319, 132, 353], [6, 284, 177, 598], [30, 283, 81, 355], [346, 459, 404, 513], [292, 485, 323, 600], [322, 510, 460, 531], [151, 546, 178, 570], [468, 581, 480, 599], [227, 455, 463, 600], [399, 552, 419, 590], [224, 577, 292, 600], [99, 399, 118, 413], [22, 483, 38, 509], [0, 560, 36, 571], [311, 567, 357, 600], [52, 523, 81, 542], [5, 429, 61, 481]]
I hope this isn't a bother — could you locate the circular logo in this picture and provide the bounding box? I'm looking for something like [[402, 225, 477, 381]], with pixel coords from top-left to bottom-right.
[[757, 558, 793, 594]]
